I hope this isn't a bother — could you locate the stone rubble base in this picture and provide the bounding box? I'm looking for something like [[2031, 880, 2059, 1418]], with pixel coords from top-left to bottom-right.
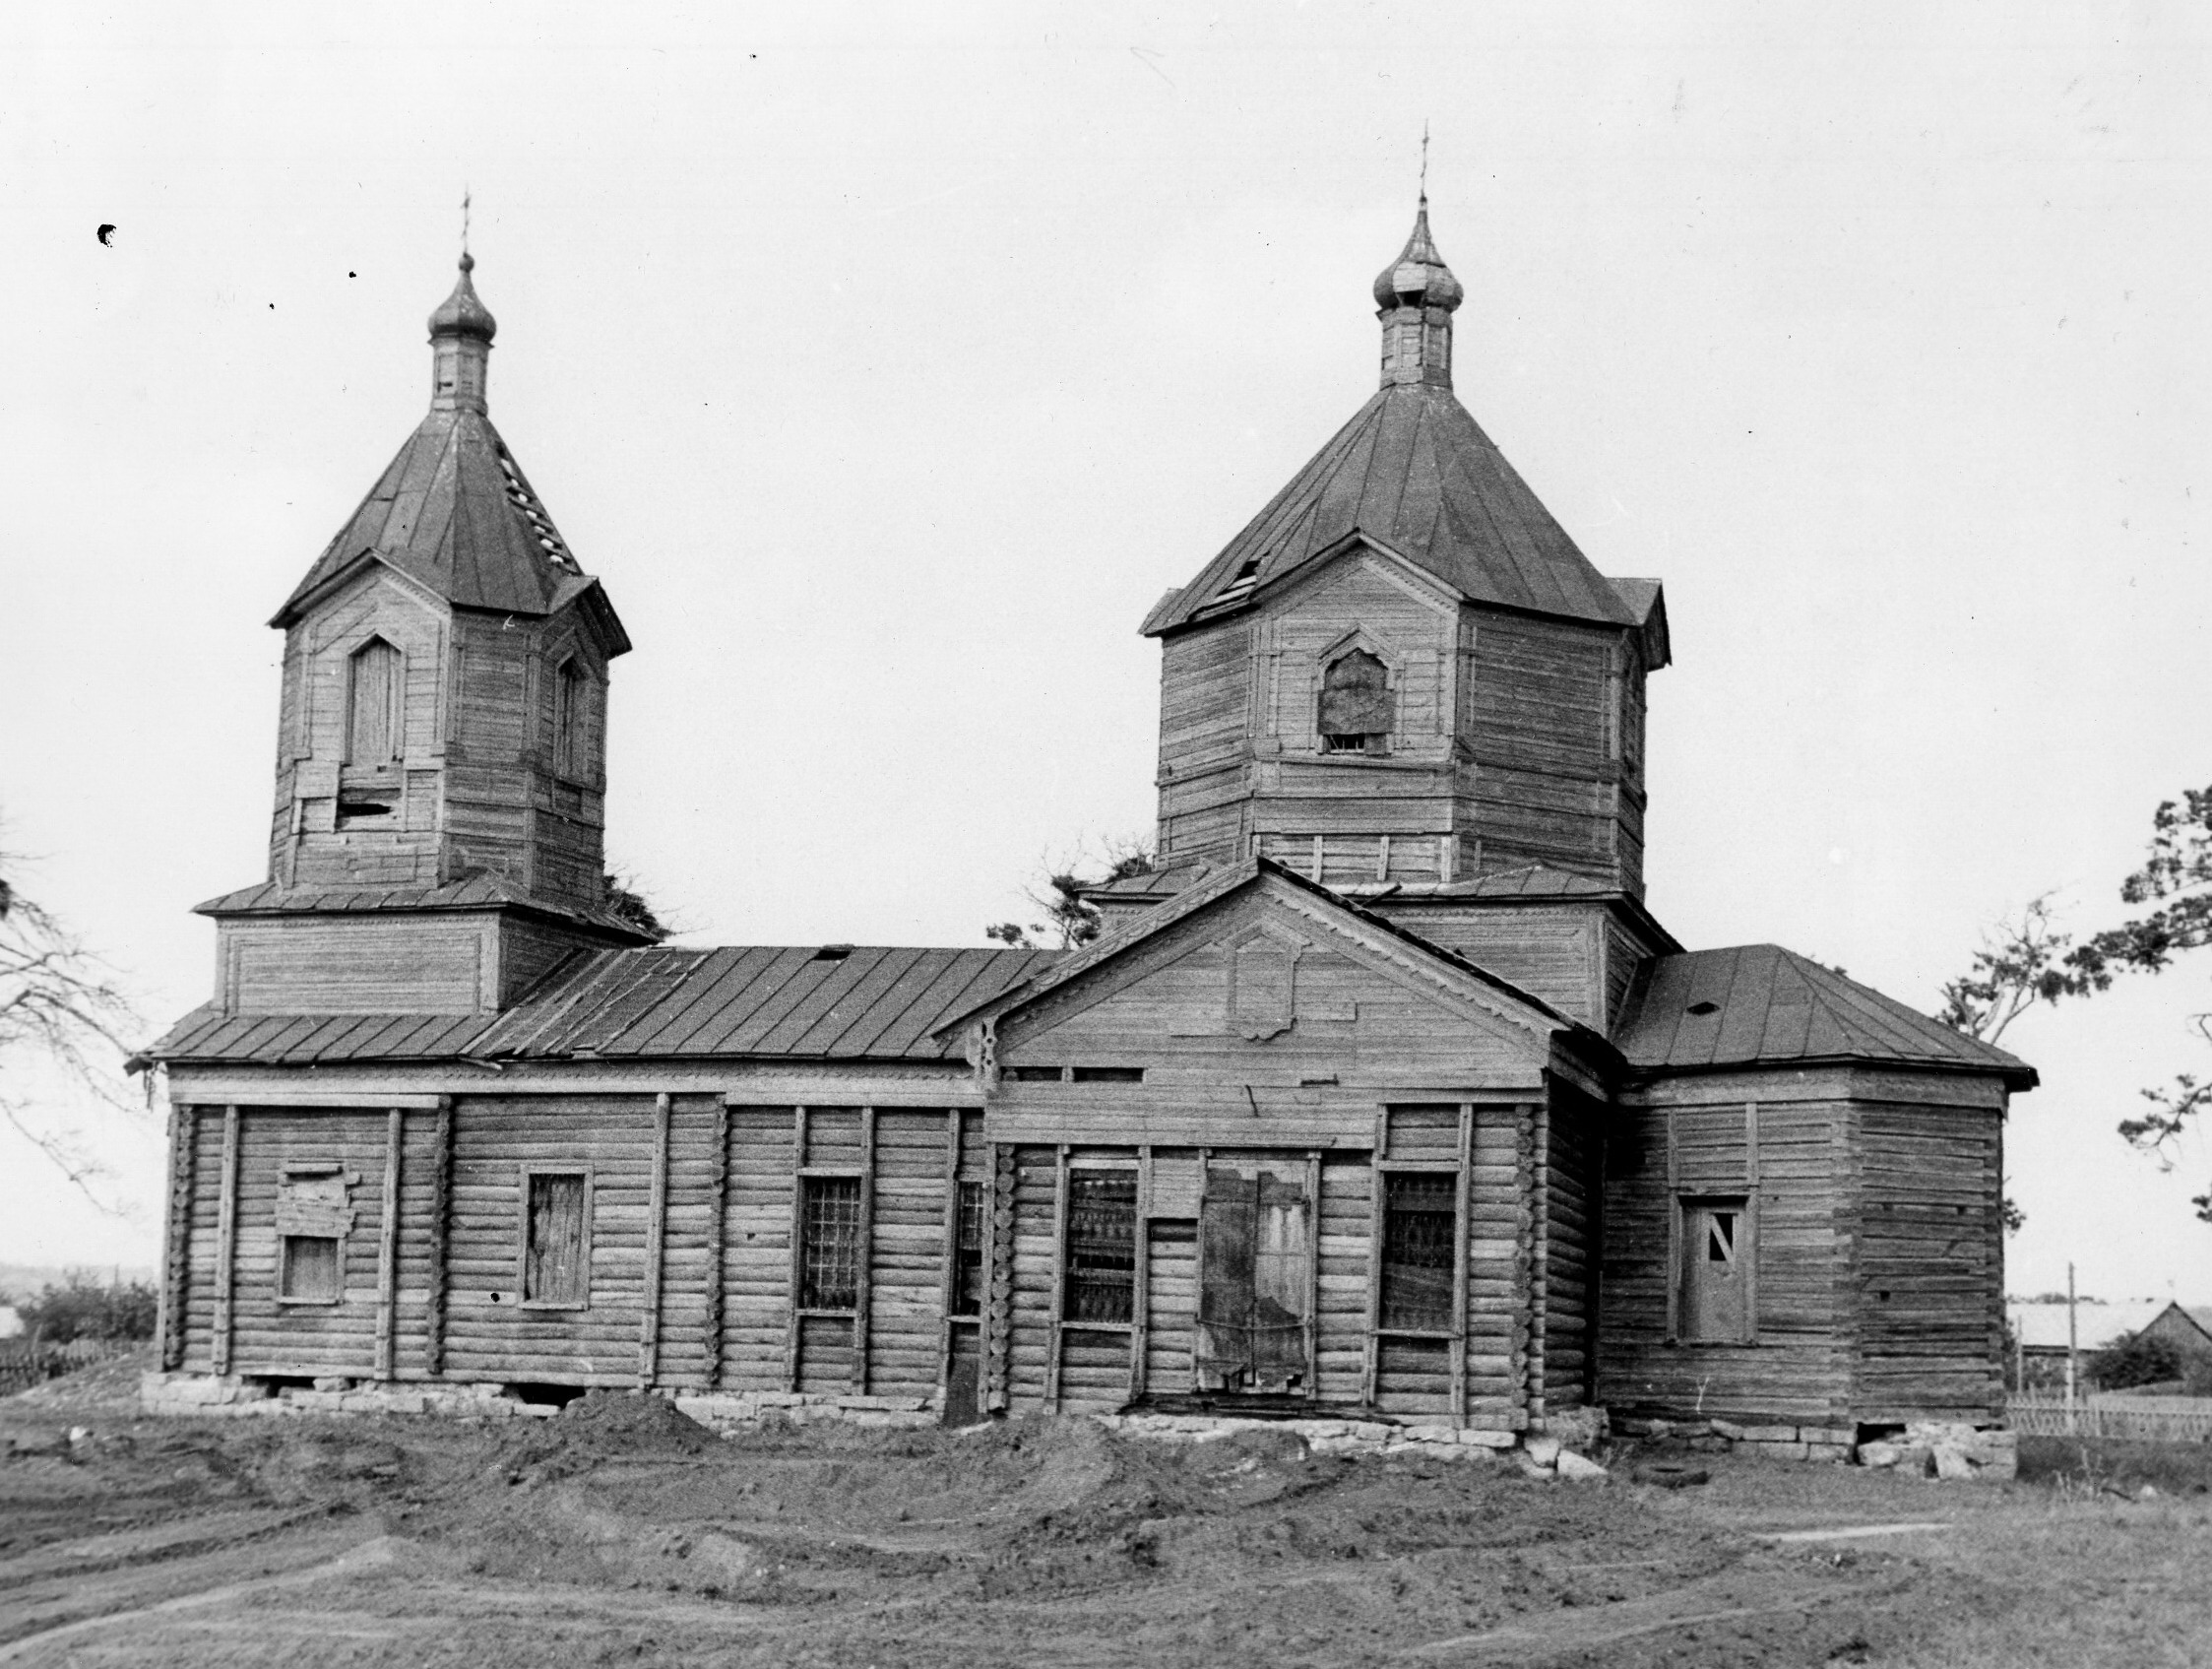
[[136, 1375, 2013, 1482]]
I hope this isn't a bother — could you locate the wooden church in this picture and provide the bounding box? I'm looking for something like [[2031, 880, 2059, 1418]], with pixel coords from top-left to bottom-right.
[[142, 205, 2035, 1450]]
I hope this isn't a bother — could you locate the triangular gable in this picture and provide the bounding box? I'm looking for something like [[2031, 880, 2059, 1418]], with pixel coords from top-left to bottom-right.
[[940, 857, 1583, 1058]]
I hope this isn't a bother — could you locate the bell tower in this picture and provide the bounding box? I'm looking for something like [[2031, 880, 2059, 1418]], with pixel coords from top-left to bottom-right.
[[1106, 200, 1676, 1022], [198, 254, 657, 1018]]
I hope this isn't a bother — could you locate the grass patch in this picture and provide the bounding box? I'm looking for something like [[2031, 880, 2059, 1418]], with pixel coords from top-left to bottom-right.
[[2019, 1434, 2212, 1496]]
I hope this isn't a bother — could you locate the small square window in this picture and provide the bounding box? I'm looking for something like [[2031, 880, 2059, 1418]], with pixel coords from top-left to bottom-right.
[[281, 1235, 341, 1304]]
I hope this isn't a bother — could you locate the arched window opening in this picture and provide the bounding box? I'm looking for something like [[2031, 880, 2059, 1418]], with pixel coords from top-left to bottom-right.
[[1318, 649, 1391, 755], [553, 658, 589, 780], [346, 637, 402, 766]]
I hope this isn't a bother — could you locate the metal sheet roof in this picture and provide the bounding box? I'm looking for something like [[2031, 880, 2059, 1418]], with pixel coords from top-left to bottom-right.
[[1143, 383, 1650, 638], [147, 944, 1057, 1067], [273, 404, 615, 632], [194, 873, 651, 939], [1614, 944, 2035, 1086]]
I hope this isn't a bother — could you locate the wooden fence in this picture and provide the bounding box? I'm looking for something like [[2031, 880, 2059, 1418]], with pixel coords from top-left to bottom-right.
[[2008, 1391, 2212, 1443], [0, 1338, 134, 1397]]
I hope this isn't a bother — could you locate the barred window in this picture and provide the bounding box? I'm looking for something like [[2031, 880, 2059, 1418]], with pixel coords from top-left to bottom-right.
[[1379, 1172, 1457, 1331], [1063, 1172, 1137, 1323], [952, 1181, 987, 1316], [800, 1176, 862, 1311]]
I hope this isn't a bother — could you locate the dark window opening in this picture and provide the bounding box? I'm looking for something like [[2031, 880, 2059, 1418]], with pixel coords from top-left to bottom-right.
[[1063, 1172, 1137, 1323], [1318, 648, 1392, 754], [1007, 1065, 1065, 1082], [1706, 1211, 1737, 1262], [335, 798, 393, 822], [1379, 1173, 1457, 1331], [952, 1181, 987, 1316], [524, 1171, 589, 1307], [812, 944, 854, 962], [800, 1176, 862, 1311], [1686, 999, 1721, 1016], [280, 1234, 341, 1304], [552, 659, 589, 778], [1070, 1066, 1145, 1083]]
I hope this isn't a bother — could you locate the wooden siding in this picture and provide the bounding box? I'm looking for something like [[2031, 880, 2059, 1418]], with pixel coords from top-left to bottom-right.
[[1376, 903, 1602, 1024], [1156, 619, 1253, 867], [1854, 1101, 2005, 1423], [1465, 611, 1640, 895], [1599, 1076, 1855, 1425], [222, 916, 488, 1015]]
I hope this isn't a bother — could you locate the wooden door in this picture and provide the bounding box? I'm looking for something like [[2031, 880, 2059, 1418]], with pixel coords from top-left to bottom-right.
[[1681, 1199, 1747, 1343], [1196, 1161, 1311, 1393]]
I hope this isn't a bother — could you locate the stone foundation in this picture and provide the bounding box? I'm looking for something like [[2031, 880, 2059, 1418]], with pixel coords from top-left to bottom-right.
[[134, 1377, 2011, 1482]]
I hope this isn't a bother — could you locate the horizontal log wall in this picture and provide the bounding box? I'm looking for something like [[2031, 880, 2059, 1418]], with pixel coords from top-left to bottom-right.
[[1855, 1101, 2006, 1423], [1600, 1079, 1854, 1424], [1543, 1090, 1597, 1410]]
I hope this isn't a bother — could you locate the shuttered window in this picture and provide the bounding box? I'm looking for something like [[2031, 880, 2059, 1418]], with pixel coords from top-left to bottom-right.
[[1318, 649, 1391, 754], [1379, 1172, 1457, 1331], [1063, 1172, 1137, 1323], [524, 1171, 590, 1307], [800, 1177, 862, 1311], [346, 637, 402, 765]]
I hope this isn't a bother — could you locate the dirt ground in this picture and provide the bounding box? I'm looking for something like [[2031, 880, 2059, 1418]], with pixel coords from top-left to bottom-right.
[[5, 1357, 2211, 1667]]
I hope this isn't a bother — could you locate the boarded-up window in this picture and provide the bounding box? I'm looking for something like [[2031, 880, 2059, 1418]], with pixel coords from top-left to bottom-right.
[[1196, 1163, 1311, 1391], [553, 658, 588, 779], [276, 1167, 352, 1305], [952, 1181, 987, 1316], [800, 1176, 862, 1311], [1063, 1173, 1137, 1322], [281, 1235, 341, 1303], [1679, 1197, 1750, 1343], [1318, 649, 1391, 753], [524, 1171, 590, 1307], [347, 637, 402, 765], [1379, 1173, 1457, 1331]]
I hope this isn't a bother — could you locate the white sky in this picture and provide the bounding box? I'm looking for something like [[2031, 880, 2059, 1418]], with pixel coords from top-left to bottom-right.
[[4, 2, 2208, 1307]]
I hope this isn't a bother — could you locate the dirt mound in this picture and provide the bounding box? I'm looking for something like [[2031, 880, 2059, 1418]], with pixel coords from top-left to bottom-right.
[[483, 1389, 716, 1489]]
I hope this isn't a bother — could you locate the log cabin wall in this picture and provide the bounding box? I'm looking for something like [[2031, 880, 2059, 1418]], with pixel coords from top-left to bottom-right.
[[1542, 1086, 1603, 1411], [1850, 1077, 2008, 1425], [1463, 610, 1642, 896], [1599, 1068, 1857, 1426]]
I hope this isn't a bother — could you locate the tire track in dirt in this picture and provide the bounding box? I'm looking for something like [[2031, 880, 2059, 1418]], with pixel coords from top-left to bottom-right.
[[0, 1525, 388, 1662]]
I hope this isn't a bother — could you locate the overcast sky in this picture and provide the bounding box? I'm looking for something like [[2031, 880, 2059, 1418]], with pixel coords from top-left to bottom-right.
[[5, 2, 2209, 1305]]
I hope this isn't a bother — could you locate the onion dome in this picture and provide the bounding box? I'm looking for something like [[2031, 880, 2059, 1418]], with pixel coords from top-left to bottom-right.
[[1371, 199, 1464, 314], [428, 252, 498, 341]]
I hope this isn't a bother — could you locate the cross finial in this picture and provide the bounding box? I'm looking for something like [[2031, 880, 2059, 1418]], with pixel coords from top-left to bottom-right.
[[461, 188, 472, 258], [1420, 122, 1429, 204]]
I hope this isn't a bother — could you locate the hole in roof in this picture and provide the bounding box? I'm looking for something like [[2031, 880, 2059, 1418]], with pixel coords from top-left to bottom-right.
[[1206, 558, 1261, 608], [1685, 999, 1720, 1016], [812, 944, 854, 961]]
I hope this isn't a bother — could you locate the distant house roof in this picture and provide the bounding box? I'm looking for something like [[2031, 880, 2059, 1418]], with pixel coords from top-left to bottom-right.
[[2008, 1299, 2171, 1353], [148, 944, 1057, 1068], [1139, 382, 1664, 653], [2141, 1301, 2212, 1352], [1615, 944, 2037, 1088]]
